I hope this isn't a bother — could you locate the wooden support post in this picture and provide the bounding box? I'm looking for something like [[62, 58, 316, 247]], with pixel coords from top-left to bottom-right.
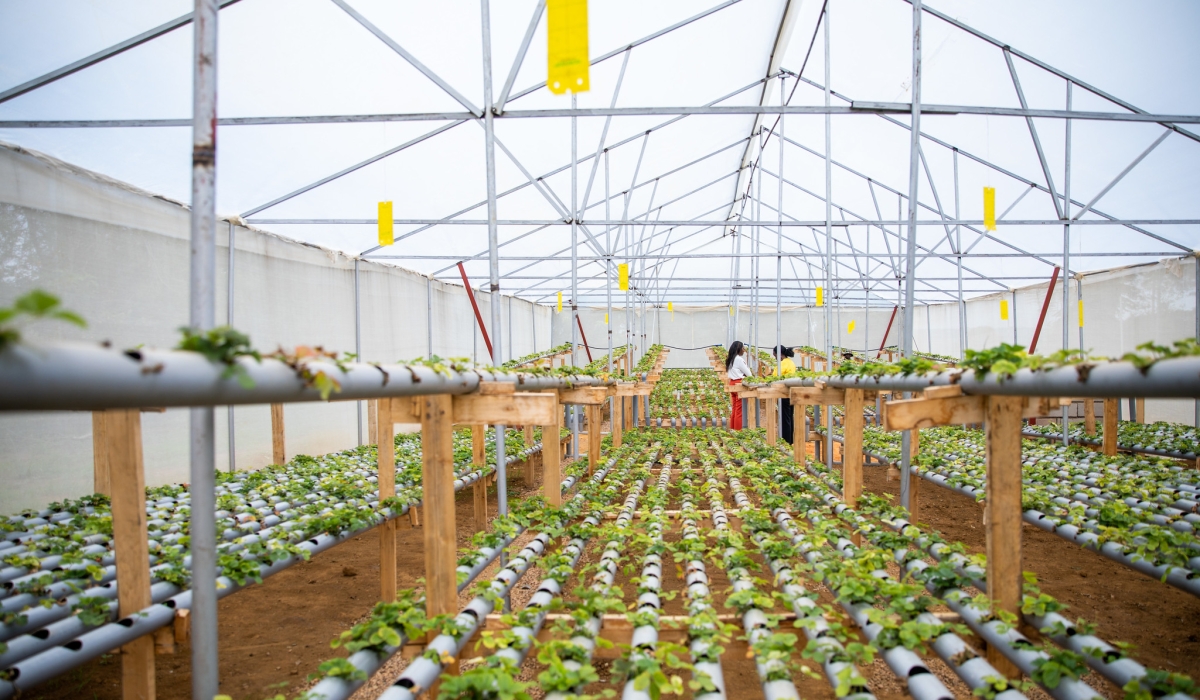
[[623, 394, 633, 432], [586, 404, 601, 474], [270, 402, 285, 465], [543, 393, 562, 507], [907, 428, 921, 522], [843, 390, 864, 510], [612, 398, 623, 448], [377, 399, 396, 602], [472, 425, 487, 533], [419, 394, 458, 620], [984, 395, 1024, 679], [1102, 398, 1119, 456], [92, 412, 111, 496], [1083, 399, 1096, 435], [1135, 397, 1146, 424], [765, 395, 777, 446], [106, 409, 154, 700], [792, 401, 805, 462], [368, 399, 378, 444], [524, 425, 536, 484]]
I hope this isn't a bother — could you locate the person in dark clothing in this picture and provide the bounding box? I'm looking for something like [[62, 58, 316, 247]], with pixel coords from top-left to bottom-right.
[[773, 345, 796, 444]]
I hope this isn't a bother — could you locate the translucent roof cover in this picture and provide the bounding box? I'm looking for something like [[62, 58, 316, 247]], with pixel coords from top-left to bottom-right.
[[1, 0, 1198, 307]]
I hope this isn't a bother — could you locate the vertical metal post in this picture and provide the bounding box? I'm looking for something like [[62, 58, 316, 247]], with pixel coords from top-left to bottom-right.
[[226, 221, 235, 473], [480, 0, 508, 611], [427, 277, 434, 357], [900, 0, 922, 511], [1195, 256, 1199, 427], [954, 148, 965, 360], [1012, 289, 1018, 345], [188, 0, 220, 697], [1061, 80, 1073, 446], [776, 76, 785, 435], [824, 6, 834, 473], [570, 92, 579, 454], [355, 258, 363, 446], [605, 149, 613, 372]]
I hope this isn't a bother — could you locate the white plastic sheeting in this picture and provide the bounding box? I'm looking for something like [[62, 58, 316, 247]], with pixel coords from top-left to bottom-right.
[[0, 141, 550, 512]]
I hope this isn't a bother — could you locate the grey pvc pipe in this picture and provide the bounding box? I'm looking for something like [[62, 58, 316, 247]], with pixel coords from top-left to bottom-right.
[[619, 463, 669, 700], [0, 342, 607, 411]]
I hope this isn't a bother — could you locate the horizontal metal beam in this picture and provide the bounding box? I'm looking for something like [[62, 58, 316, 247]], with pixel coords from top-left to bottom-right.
[[368, 252, 1184, 261], [0, 343, 603, 412], [251, 217, 1200, 227], [6, 104, 1197, 129]]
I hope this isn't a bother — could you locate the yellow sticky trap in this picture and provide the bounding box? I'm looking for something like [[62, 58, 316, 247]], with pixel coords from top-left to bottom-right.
[[547, 0, 589, 95], [1078, 300, 1084, 327], [847, 320, 856, 334], [815, 287, 824, 307], [667, 301, 673, 312], [618, 263, 629, 291], [729, 306, 734, 316], [983, 187, 996, 231], [557, 292, 563, 312], [604, 313, 609, 324], [378, 201, 394, 246], [1000, 299, 1009, 320]]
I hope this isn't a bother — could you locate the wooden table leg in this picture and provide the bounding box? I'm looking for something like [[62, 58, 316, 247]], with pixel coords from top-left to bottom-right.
[[377, 399, 396, 602], [1103, 397, 1119, 456], [984, 395, 1023, 679]]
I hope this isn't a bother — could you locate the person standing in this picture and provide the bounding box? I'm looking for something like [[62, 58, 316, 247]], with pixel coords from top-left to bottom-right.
[[775, 345, 797, 443], [726, 341, 752, 429]]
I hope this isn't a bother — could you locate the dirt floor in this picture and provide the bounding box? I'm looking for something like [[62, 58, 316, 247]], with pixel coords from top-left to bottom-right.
[[23, 437, 1200, 700]]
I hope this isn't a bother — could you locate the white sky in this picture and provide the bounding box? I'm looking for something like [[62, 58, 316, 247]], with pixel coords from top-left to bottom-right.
[[1, 0, 1197, 307]]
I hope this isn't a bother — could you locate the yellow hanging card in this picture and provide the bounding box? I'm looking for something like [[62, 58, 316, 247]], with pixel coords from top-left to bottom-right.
[[547, 0, 589, 95], [378, 201, 394, 246], [604, 313, 609, 324], [1078, 300, 1084, 327], [983, 187, 997, 231], [1000, 299, 1009, 320], [815, 287, 824, 307], [667, 301, 673, 312], [618, 263, 629, 291], [847, 320, 856, 334], [557, 292, 563, 312], [729, 306, 734, 316]]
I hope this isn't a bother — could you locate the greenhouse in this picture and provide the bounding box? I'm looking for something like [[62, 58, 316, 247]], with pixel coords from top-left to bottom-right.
[[0, 1, 1198, 699]]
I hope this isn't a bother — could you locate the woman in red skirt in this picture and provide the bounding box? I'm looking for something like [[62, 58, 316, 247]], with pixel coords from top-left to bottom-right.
[[725, 340, 753, 429]]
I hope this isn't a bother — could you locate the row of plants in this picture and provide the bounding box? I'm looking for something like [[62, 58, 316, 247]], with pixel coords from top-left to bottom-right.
[[634, 345, 667, 374], [1027, 420, 1200, 459], [648, 369, 729, 420], [502, 342, 574, 369], [0, 428, 563, 668], [585, 345, 630, 373]]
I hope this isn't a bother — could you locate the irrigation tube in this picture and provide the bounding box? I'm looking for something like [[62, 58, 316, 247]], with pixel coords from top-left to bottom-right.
[[304, 452, 622, 700], [708, 448, 802, 700], [679, 461, 726, 700], [619, 459, 670, 700], [376, 455, 631, 700], [544, 452, 655, 700], [0, 447, 542, 695], [0, 341, 607, 412], [718, 462, 866, 700]]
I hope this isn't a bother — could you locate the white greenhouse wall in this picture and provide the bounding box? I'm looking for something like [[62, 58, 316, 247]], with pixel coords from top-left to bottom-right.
[[0, 142, 551, 512]]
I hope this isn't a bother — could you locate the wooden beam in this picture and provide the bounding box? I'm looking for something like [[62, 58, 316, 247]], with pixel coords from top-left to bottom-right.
[[1102, 398, 1119, 456], [789, 386, 845, 405], [105, 409, 154, 700], [542, 392, 562, 507], [756, 385, 789, 399], [586, 404, 601, 475], [419, 394, 458, 621], [270, 403, 285, 465], [1083, 399, 1096, 435], [885, 394, 1065, 432], [843, 390, 864, 509], [368, 398, 378, 445], [472, 425, 487, 533], [377, 398, 396, 602], [453, 392, 557, 425], [477, 382, 516, 395], [984, 395, 1024, 679], [558, 386, 608, 405], [764, 395, 777, 446], [612, 397, 623, 448], [92, 412, 110, 496], [907, 427, 921, 523], [523, 425, 537, 484], [1135, 397, 1146, 424], [792, 401, 805, 463]]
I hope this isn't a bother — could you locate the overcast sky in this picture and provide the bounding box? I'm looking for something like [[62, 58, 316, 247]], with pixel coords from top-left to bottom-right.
[[1, 0, 1197, 306]]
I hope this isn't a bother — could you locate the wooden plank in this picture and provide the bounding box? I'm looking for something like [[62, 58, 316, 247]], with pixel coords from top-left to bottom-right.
[[586, 404, 601, 475], [419, 394, 458, 621], [843, 390, 864, 509], [612, 397, 623, 448], [922, 385, 963, 399], [789, 386, 845, 405], [368, 399, 378, 445], [793, 401, 805, 463], [1083, 399, 1096, 435], [1102, 398, 1119, 456], [270, 403, 285, 465], [984, 395, 1024, 679], [524, 425, 537, 483], [764, 395, 777, 446], [92, 412, 110, 496], [1135, 397, 1146, 424], [477, 382, 516, 395], [472, 425, 487, 533], [453, 392, 556, 425], [377, 398, 396, 602], [557, 386, 608, 405], [907, 428, 921, 523], [105, 409, 154, 700], [756, 385, 788, 399], [542, 392, 563, 507]]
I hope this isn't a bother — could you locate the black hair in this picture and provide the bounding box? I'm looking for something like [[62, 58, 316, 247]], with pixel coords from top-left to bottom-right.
[[773, 345, 795, 359], [725, 341, 744, 371]]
